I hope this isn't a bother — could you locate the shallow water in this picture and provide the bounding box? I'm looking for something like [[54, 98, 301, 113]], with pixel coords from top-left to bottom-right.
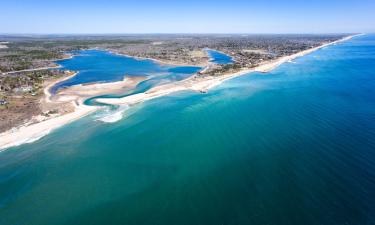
[[1, 35, 375, 225]]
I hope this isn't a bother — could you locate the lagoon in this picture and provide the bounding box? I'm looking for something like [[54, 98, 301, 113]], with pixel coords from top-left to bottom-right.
[[51, 50, 201, 94]]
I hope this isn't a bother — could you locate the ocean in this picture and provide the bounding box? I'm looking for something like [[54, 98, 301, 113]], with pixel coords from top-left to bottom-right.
[[0, 34, 374, 225]]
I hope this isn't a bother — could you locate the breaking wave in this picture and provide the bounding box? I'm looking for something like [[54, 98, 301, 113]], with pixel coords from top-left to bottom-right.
[[94, 105, 130, 123]]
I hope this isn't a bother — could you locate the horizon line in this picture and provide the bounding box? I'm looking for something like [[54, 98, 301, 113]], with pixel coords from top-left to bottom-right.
[[0, 32, 364, 36]]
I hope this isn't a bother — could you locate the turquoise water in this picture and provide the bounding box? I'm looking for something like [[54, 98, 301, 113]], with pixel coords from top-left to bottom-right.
[[1, 35, 375, 225], [207, 49, 234, 64], [51, 50, 201, 94]]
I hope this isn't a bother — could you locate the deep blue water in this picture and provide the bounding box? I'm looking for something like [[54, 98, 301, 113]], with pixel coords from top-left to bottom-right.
[[0, 35, 375, 225], [207, 49, 234, 64], [51, 50, 201, 94]]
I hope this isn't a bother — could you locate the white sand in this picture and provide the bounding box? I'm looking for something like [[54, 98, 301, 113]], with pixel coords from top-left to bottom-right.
[[0, 103, 96, 150], [0, 34, 360, 151], [51, 76, 146, 102], [97, 34, 360, 106], [0, 75, 145, 151]]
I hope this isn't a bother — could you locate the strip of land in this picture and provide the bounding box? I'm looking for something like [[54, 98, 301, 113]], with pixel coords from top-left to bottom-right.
[[0, 34, 360, 150], [96, 35, 358, 105], [1, 65, 62, 75], [0, 76, 146, 150]]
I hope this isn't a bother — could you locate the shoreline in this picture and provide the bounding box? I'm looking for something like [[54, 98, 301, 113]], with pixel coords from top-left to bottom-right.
[[0, 71, 98, 151], [43, 71, 79, 102], [107, 49, 209, 67], [1, 65, 62, 75], [1, 53, 74, 75], [97, 34, 361, 105], [0, 34, 361, 151], [205, 48, 235, 63], [0, 73, 145, 151]]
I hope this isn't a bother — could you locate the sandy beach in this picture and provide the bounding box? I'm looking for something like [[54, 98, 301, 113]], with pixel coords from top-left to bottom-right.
[[0, 74, 146, 151], [49, 76, 146, 102], [0, 34, 360, 151], [97, 34, 360, 106]]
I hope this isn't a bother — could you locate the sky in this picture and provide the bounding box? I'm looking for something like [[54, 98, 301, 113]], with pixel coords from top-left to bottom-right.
[[1, 0, 374, 34]]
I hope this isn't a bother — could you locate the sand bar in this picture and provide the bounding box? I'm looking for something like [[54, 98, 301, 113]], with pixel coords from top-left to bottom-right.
[[97, 34, 360, 106], [0, 75, 146, 151]]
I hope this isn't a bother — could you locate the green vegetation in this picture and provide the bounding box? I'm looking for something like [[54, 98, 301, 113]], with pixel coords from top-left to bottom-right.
[[0, 70, 65, 94]]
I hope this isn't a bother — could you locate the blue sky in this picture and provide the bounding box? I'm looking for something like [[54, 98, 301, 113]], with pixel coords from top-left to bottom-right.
[[1, 0, 374, 33]]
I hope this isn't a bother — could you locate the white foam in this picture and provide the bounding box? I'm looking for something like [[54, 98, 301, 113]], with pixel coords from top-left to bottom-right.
[[0, 128, 52, 152], [94, 105, 129, 123]]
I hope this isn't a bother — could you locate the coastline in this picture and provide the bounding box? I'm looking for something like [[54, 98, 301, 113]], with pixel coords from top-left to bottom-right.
[[1, 65, 62, 75], [1, 54, 73, 75], [108, 49, 209, 67], [0, 71, 98, 150], [0, 34, 360, 151], [0, 73, 146, 151], [43, 71, 79, 103], [97, 34, 361, 105]]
